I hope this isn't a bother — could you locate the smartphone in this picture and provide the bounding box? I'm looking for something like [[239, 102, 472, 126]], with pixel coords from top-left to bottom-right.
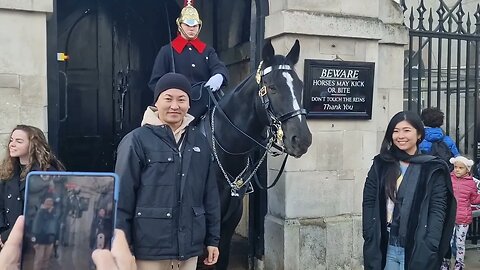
[[21, 172, 118, 270]]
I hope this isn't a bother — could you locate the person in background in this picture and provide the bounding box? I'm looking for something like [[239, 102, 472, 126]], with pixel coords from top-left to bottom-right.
[[90, 208, 112, 250], [471, 160, 480, 182], [441, 156, 480, 270], [148, 0, 229, 120], [31, 197, 57, 270], [362, 111, 456, 270], [0, 125, 64, 246], [419, 107, 460, 170]]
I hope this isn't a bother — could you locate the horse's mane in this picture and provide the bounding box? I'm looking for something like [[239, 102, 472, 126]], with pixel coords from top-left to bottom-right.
[[230, 73, 254, 94], [228, 54, 295, 92]]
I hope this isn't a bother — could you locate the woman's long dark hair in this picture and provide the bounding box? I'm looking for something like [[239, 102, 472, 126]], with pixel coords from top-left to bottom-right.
[[380, 111, 425, 200]]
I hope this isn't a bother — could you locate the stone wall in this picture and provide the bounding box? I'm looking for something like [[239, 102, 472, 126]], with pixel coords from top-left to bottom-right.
[[263, 0, 407, 269], [0, 0, 52, 153]]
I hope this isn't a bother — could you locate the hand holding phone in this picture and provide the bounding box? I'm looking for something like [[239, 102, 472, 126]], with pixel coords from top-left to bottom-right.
[[0, 218, 135, 270], [0, 215, 24, 269], [91, 229, 136, 270]]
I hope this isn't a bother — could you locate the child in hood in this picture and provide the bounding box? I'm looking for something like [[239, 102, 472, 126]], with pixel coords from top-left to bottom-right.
[[442, 156, 480, 270]]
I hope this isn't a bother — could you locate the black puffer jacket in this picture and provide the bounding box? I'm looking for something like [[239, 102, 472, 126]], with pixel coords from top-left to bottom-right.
[[362, 155, 456, 270], [115, 122, 220, 260]]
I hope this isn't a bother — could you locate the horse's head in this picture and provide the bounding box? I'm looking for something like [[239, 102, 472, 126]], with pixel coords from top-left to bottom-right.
[[257, 40, 312, 158]]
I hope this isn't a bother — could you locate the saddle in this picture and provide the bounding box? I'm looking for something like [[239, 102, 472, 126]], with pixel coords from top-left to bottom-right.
[[188, 82, 224, 125]]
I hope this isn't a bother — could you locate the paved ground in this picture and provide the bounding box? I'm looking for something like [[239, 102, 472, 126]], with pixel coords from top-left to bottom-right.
[[227, 235, 480, 270], [463, 244, 480, 269], [227, 234, 249, 270]]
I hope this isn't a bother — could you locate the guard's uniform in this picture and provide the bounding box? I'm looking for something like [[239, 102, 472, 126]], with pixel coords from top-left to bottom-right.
[[148, 36, 229, 91], [148, 1, 229, 122]]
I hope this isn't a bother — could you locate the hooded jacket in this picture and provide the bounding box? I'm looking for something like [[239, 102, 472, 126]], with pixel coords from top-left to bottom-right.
[[419, 127, 460, 157], [451, 172, 480, 224], [115, 107, 220, 260], [362, 155, 456, 270]]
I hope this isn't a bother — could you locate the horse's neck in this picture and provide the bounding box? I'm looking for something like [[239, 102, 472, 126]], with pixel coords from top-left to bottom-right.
[[216, 77, 265, 149], [213, 77, 268, 178]]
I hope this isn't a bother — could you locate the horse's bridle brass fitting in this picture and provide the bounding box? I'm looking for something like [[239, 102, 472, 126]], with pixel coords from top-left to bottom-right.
[[255, 61, 263, 85], [257, 61, 267, 97]]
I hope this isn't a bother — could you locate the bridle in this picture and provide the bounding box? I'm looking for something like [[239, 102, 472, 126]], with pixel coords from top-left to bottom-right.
[[255, 60, 307, 151], [208, 61, 307, 196]]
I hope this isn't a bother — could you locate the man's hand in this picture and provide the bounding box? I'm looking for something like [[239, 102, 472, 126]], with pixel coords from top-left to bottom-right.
[[0, 216, 24, 270], [205, 74, 223, 92], [92, 229, 136, 270], [203, 246, 219, 265]]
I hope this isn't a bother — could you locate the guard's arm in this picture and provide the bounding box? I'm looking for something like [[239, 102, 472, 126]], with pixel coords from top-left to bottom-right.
[[206, 48, 229, 87]]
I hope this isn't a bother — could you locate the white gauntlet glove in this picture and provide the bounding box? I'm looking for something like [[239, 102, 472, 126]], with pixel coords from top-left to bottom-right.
[[205, 74, 223, 92]]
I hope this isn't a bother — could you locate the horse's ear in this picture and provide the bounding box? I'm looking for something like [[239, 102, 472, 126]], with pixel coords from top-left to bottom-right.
[[262, 39, 275, 64], [286, 39, 300, 65]]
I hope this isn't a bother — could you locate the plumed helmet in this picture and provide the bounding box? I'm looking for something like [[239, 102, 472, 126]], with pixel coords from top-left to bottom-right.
[[176, 0, 202, 28]]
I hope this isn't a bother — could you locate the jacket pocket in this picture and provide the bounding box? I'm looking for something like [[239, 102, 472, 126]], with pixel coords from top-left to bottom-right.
[[191, 206, 206, 246], [133, 207, 173, 248], [144, 151, 175, 185], [410, 239, 437, 269]]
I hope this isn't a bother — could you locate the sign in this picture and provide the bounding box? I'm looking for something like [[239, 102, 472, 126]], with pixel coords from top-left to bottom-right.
[[303, 60, 375, 119]]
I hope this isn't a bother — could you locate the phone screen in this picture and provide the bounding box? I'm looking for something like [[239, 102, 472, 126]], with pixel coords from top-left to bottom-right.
[[21, 172, 118, 270]]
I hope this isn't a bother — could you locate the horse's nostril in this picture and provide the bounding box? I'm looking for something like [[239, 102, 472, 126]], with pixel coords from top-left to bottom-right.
[[291, 135, 299, 145]]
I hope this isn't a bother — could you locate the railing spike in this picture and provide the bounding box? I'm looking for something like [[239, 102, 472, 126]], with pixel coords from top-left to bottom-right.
[[409, 6, 415, 30], [417, 0, 427, 31]]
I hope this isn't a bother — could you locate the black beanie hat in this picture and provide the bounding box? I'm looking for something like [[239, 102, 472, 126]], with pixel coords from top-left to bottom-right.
[[154, 73, 191, 103]]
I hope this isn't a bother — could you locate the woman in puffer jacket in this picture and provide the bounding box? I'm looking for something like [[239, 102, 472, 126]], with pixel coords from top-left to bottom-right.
[[442, 156, 480, 270]]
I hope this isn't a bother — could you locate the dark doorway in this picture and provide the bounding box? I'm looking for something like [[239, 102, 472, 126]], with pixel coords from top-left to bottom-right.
[[55, 0, 178, 171]]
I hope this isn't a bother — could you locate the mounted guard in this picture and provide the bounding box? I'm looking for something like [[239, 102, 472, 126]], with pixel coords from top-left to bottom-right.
[[148, 0, 229, 122]]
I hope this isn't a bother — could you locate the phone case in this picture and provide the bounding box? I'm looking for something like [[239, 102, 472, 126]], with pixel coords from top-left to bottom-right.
[[21, 172, 119, 270]]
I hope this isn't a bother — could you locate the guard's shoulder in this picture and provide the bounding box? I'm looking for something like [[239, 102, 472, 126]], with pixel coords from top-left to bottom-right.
[[204, 45, 217, 54]]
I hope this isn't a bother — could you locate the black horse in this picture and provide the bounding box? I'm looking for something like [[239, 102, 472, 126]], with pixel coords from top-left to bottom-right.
[[208, 39, 312, 269]]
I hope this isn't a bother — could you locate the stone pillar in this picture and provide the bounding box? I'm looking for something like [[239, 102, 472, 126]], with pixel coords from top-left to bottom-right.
[[0, 0, 53, 151], [263, 0, 407, 269]]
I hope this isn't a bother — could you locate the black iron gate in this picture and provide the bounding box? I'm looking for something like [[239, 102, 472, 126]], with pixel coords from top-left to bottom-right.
[[401, 0, 480, 244]]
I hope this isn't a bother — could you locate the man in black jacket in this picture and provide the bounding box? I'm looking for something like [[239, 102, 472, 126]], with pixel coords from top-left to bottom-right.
[[115, 73, 220, 270]]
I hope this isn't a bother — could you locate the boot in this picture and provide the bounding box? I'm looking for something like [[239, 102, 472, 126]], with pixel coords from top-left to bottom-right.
[[440, 259, 450, 270], [454, 261, 463, 270]]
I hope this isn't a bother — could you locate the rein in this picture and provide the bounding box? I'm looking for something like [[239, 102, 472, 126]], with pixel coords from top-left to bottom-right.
[[206, 61, 307, 196]]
